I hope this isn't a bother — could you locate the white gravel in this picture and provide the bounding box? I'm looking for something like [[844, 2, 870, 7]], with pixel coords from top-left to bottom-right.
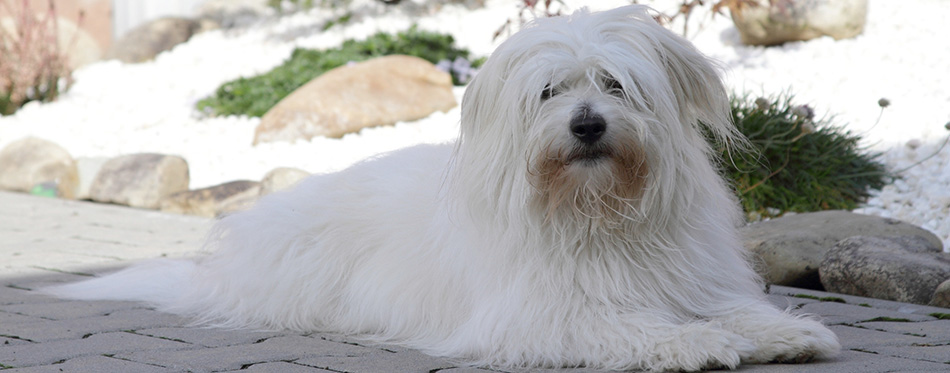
[[1, 0, 948, 250]]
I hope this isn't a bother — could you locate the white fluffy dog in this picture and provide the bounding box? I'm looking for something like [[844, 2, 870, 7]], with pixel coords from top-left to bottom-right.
[[48, 6, 840, 371]]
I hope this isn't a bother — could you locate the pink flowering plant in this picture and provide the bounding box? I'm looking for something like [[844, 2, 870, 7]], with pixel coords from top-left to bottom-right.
[[0, 0, 79, 115]]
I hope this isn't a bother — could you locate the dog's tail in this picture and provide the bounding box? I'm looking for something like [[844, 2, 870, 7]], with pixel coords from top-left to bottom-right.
[[41, 259, 197, 307]]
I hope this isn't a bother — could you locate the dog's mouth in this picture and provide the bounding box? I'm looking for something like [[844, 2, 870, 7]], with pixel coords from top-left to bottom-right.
[[565, 146, 611, 166]]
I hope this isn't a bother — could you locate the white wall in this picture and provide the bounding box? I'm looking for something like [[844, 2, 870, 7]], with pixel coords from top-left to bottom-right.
[[112, 0, 208, 39]]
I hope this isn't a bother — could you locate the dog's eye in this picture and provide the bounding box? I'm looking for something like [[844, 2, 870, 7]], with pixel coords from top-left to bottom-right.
[[604, 77, 624, 97], [541, 84, 559, 101]]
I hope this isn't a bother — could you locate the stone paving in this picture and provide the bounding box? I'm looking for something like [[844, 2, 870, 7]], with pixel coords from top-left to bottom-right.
[[1, 191, 948, 372]]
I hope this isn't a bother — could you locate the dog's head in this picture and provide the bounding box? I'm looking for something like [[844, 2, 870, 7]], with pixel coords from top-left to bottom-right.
[[454, 6, 742, 227]]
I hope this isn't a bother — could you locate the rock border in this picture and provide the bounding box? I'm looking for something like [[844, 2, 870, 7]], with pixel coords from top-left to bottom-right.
[[0, 137, 308, 218], [1, 136, 947, 306]]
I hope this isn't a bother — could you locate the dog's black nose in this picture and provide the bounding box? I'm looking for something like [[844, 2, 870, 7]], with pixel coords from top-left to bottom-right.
[[570, 114, 606, 144]]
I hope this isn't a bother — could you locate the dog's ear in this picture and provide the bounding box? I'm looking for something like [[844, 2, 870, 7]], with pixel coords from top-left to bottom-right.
[[452, 46, 523, 196], [456, 43, 533, 160], [654, 33, 739, 147], [605, 6, 742, 150]]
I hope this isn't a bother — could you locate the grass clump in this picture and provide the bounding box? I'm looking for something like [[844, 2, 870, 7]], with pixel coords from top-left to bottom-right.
[[793, 294, 846, 303], [196, 26, 480, 118], [929, 313, 950, 320], [719, 95, 892, 220], [860, 317, 912, 323]]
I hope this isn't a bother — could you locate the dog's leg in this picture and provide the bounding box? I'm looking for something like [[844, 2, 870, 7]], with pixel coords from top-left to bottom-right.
[[602, 315, 758, 372], [711, 303, 841, 364]]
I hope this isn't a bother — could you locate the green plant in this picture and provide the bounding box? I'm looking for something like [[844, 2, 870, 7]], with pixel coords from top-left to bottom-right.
[[197, 26, 480, 117], [0, 0, 79, 115], [321, 12, 352, 31], [860, 317, 912, 323], [267, 0, 316, 13], [792, 294, 846, 303], [718, 94, 892, 220], [930, 313, 950, 320]]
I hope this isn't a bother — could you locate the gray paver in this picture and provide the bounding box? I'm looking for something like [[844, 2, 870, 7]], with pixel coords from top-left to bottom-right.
[[114, 335, 374, 372], [436, 368, 497, 373], [3, 355, 171, 373], [296, 348, 458, 373], [2, 190, 950, 373], [734, 350, 950, 372], [797, 301, 938, 325], [859, 319, 950, 340], [0, 331, 191, 367], [828, 325, 940, 349], [1, 337, 32, 347], [229, 361, 335, 372], [0, 308, 186, 342], [135, 327, 286, 348], [0, 298, 143, 320], [0, 310, 48, 325], [0, 283, 62, 306], [873, 344, 950, 365], [0, 191, 207, 279], [770, 286, 950, 317]]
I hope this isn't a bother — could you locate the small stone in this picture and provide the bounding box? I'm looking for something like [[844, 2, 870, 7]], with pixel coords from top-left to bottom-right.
[[260, 167, 309, 195], [89, 153, 189, 209], [160, 180, 260, 217], [0, 137, 79, 199]]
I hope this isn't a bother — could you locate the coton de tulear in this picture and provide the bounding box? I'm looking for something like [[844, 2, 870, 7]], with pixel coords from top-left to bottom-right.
[[47, 6, 840, 371]]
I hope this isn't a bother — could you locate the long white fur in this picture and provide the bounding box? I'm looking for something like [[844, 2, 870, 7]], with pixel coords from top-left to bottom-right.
[[45, 6, 840, 371]]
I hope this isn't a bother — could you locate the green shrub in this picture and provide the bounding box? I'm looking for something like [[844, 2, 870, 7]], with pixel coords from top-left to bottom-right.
[[267, 0, 316, 13], [718, 95, 892, 220], [196, 26, 480, 117]]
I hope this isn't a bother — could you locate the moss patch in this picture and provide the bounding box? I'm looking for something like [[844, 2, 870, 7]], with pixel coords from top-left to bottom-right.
[[793, 294, 847, 303]]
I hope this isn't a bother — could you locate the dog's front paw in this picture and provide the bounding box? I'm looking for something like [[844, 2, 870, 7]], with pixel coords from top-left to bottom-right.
[[646, 323, 756, 372], [747, 317, 841, 364]]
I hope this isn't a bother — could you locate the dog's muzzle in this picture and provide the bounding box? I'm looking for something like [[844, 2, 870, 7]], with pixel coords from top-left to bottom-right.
[[567, 108, 609, 164], [570, 109, 606, 145]]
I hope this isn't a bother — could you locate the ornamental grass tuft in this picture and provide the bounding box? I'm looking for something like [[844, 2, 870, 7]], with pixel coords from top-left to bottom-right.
[[719, 94, 892, 220]]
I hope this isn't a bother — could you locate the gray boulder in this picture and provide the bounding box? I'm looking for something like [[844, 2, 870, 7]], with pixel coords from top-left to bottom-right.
[[820, 236, 950, 305], [107, 16, 217, 63], [260, 167, 309, 195], [89, 153, 189, 209], [740, 210, 942, 289], [0, 137, 79, 198], [160, 180, 260, 217], [729, 0, 868, 46]]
